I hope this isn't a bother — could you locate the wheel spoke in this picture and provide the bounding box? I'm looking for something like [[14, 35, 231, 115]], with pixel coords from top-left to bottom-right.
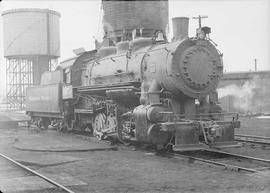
[[93, 113, 106, 140]]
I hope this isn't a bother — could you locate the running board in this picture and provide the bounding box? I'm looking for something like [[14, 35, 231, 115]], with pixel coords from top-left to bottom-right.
[[209, 141, 241, 149], [173, 143, 206, 151]]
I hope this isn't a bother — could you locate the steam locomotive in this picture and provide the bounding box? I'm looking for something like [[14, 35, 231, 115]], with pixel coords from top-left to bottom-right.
[[26, 23, 240, 151]]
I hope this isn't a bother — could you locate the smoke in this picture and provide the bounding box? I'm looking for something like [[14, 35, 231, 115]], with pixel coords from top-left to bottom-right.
[[217, 76, 267, 113], [218, 82, 256, 99]]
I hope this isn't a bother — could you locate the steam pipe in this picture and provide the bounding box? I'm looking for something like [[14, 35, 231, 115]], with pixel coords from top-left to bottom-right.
[[140, 80, 161, 105]]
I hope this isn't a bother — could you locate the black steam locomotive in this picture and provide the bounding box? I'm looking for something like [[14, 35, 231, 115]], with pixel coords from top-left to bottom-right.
[[26, 23, 240, 151]]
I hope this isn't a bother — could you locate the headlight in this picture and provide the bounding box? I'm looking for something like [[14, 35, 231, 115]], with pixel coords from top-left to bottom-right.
[[197, 28, 206, 39]]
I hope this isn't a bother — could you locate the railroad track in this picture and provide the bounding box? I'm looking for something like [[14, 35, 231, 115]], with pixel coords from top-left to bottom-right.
[[167, 149, 270, 173], [0, 152, 75, 193], [235, 134, 270, 146]]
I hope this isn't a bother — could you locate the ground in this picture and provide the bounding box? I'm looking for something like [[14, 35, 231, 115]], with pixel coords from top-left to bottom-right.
[[0, 116, 270, 193]]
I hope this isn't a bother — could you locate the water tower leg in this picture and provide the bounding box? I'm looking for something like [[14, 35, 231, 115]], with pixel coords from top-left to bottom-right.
[[6, 58, 33, 110]]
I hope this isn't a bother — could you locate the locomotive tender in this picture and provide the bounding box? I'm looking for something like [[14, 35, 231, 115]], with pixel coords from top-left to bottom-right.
[[26, 13, 240, 151]]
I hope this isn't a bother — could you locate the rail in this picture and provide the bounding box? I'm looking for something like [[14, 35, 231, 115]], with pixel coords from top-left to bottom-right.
[[235, 134, 270, 146], [0, 152, 75, 193], [167, 149, 270, 173]]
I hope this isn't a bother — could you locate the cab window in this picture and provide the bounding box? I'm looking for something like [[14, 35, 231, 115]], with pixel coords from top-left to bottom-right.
[[63, 68, 71, 84]]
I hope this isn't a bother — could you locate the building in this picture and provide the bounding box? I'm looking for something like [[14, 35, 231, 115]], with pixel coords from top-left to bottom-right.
[[218, 70, 270, 114]]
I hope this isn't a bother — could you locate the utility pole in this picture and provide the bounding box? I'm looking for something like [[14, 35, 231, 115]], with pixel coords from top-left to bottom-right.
[[254, 58, 257, 71]]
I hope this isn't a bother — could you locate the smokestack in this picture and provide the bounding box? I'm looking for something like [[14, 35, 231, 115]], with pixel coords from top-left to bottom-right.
[[172, 17, 189, 41]]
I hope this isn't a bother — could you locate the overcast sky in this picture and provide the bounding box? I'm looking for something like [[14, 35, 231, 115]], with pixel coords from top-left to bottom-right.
[[0, 0, 270, 95]]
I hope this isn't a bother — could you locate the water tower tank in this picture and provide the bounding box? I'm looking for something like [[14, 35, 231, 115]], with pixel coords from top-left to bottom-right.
[[1, 8, 60, 109], [2, 8, 60, 58], [102, 0, 168, 42]]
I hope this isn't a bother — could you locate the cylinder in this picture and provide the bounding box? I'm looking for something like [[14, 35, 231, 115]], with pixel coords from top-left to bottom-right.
[[172, 17, 189, 41]]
